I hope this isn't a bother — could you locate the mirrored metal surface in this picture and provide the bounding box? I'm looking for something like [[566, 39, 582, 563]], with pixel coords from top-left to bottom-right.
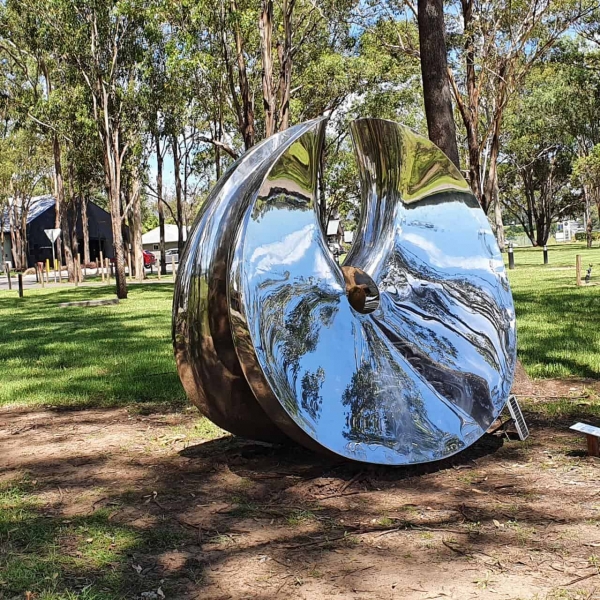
[[173, 121, 325, 440], [174, 117, 517, 464]]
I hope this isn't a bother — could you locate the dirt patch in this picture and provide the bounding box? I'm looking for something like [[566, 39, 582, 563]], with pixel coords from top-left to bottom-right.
[[1, 389, 599, 600]]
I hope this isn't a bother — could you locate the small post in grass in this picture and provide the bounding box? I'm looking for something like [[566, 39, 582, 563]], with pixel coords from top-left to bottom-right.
[[105, 258, 111, 285], [17, 273, 23, 297], [37, 263, 45, 288], [100, 250, 105, 282], [543, 245, 548, 265], [576, 254, 582, 286], [157, 259, 161, 280], [127, 252, 132, 282], [5, 263, 11, 290], [508, 242, 515, 270], [570, 422, 600, 457], [172, 255, 176, 281], [78, 253, 84, 283], [56, 259, 62, 284], [45, 259, 50, 283]]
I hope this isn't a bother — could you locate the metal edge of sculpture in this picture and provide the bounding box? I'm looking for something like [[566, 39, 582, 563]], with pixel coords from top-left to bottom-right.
[[173, 117, 517, 465]]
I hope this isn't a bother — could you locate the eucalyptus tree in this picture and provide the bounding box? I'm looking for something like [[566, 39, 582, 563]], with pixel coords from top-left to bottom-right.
[[356, 0, 597, 251], [33, 0, 150, 298], [1, 128, 52, 270], [500, 62, 583, 247], [0, 0, 80, 280]]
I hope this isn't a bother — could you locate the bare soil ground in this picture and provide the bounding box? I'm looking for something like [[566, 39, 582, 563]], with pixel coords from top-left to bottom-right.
[[1, 383, 600, 600]]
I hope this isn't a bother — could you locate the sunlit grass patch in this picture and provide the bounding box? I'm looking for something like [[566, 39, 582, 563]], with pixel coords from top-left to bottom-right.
[[507, 243, 600, 379], [0, 283, 185, 408]]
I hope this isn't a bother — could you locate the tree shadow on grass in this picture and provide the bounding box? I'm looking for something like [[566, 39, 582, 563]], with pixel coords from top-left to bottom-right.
[[3, 417, 596, 600], [0, 284, 184, 409]]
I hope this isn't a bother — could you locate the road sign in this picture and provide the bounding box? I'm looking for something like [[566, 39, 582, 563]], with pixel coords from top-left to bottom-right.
[[44, 228, 61, 243], [44, 228, 61, 282]]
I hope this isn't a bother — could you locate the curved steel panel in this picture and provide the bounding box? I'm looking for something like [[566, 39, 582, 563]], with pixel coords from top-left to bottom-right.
[[173, 120, 327, 440], [227, 118, 516, 464]]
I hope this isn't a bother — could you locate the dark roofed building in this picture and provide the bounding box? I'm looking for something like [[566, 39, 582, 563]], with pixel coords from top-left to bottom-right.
[[2, 195, 116, 268]]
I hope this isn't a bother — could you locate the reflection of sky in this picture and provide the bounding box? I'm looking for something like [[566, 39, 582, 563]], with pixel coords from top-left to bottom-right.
[[241, 199, 484, 463], [401, 200, 500, 264], [244, 207, 343, 290], [236, 149, 514, 462]]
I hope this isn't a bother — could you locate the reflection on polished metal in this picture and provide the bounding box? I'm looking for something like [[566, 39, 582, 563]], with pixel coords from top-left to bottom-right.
[[173, 117, 517, 465]]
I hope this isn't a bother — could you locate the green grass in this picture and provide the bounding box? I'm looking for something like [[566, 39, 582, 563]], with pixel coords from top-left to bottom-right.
[[0, 283, 185, 408], [0, 243, 599, 412], [506, 242, 600, 379], [0, 477, 193, 600]]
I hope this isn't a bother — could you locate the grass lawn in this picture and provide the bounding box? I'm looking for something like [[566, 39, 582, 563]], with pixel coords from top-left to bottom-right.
[[0, 242, 599, 411], [0, 283, 185, 409], [506, 242, 600, 379], [1, 247, 600, 600]]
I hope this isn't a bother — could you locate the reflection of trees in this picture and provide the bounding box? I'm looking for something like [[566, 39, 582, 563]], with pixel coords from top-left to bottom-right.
[[341, 322, 465, 459], [386, 245, 511, 375], [301, 367, 325, 421], [256, 275, 340, 423]]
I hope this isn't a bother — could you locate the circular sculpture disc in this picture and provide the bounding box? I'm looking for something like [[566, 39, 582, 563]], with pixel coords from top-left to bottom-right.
[[228, 118, 516, 464], [174, 117, 517, 465]]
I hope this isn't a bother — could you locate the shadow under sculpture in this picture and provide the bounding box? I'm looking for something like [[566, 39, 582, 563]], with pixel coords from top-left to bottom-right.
[[173, 117, 517, 465]]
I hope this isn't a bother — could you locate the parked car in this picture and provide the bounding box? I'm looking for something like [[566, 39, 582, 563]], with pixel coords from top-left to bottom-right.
[[110, 251, 156, 268], [143, 250, 156, 268], [164, 248, 179, 264]]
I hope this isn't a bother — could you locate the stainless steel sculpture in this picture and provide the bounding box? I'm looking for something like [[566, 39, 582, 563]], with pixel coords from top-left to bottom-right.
[[173, 117, 517, 465]]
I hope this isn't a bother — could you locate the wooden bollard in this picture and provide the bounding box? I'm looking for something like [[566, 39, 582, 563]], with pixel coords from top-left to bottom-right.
[[18, 273, 23, 297], [45, 258, 50, 283], [576, 254, 582, 287], [38, 264, 45, 288], [5, 263, 11, 290], [127, 252, 132, 281], [77, 253, 84, 283], [157, 259, 161, 280], [99, 250, 105, 282], [56, 259, 62, 284], [172, 255, 176, 281], [105, 258, 111, 284]]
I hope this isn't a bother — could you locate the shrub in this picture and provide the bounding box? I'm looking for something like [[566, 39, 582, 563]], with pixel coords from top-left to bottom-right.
[[574, 231, 600, 242]]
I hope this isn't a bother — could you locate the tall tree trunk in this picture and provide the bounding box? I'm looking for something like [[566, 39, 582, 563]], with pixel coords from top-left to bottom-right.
[[109, 185, 127, 298], [417, 0, 460, 169], [172, 135, 184, 255], [231, 0, 255, 149], [583, 184, 592, 248], [102, 127, 127, 298], [52, 135, 75, 282], [9, 203, 24, 270], [277, 0, 295, 132], [260, 0, 275, 137], [69, 195, 79, 275], [52, 173, 63, 270], [155, 131, 167, 275], [492, 172, 505, 252], [81, 196, 90, 265], [131, 173, 144, 281]]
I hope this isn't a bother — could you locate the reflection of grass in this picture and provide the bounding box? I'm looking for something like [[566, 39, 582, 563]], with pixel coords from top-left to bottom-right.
[[507, 243, 600, 379], [0, 283, 184, 408], [0, 477, 192, 599]]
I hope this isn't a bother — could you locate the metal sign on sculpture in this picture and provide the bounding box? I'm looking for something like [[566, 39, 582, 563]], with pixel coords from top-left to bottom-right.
[[173, 118, 517, 465]]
